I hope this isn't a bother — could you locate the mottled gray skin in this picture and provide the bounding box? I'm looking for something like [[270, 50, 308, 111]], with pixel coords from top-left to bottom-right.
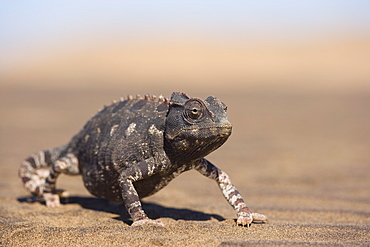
[[19, 92, 267, 226]]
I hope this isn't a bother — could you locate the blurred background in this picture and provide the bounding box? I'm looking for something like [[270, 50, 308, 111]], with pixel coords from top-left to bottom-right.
[[1, 0, 370, 92], [1, 3, 370, 241]]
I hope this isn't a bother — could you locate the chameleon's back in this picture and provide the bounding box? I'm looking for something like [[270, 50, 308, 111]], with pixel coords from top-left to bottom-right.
[[68, 96, 170, 200]]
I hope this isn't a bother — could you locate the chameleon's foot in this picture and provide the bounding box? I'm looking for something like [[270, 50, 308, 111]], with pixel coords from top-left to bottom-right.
[[43, 192, 61, 208], [131, 218, 165, 227], [250, 212, 268, 223], [237, 212, 267, 227]]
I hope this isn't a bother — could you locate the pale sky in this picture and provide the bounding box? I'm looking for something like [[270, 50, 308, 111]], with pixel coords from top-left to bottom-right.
[[1, 1, 370, 72], [1, 1, 369, 44]]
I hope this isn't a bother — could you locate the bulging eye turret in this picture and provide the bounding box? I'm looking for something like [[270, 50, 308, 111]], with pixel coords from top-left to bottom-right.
[[183, 99, 206, 123]]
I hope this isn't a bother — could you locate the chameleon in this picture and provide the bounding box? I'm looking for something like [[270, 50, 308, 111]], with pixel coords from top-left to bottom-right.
[[19, 92, 267, 227]]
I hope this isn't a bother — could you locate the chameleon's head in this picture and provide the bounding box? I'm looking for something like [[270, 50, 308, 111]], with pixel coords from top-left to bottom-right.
[[164, 92, 232, 161]]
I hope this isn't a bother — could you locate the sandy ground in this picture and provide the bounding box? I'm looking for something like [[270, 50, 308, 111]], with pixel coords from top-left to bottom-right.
[[0, 82, 369, 246]]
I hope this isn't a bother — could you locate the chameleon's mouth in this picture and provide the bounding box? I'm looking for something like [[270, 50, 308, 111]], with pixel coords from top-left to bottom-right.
[[184, 125, 232, 131], [167, 124, 232, 140]]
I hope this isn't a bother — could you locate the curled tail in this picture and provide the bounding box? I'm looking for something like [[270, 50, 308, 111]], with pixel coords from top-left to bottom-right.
[[19, 146, 66, 196]]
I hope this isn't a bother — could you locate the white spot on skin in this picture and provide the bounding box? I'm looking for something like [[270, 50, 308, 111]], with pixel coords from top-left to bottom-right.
[[127, 201, 141, 211], [19, 161, 34, 177], [147, 165, 153, 175], [110, 124, 119, 136], [84, 134, 90, 142], [230, 194, 239, 205], [125, 123, 136, 136], [148, 124, 162, 136], [178, 140, 189, 150], [36, 151, 45, 167]]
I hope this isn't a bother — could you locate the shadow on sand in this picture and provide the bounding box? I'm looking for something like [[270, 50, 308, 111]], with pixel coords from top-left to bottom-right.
[[17, 195, 225, 225]]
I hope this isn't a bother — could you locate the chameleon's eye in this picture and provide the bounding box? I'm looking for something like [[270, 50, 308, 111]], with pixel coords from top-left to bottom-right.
[[184, 99, 205, 123]]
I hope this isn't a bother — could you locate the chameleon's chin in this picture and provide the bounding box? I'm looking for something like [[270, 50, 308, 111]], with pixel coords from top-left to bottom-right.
[[218, 125, 232, 137], [164, 125, 232, 161]]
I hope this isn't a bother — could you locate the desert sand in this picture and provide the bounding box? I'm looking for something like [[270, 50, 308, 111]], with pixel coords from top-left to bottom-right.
[[1, 38, 369, 246], [1, 85, 369, 246]]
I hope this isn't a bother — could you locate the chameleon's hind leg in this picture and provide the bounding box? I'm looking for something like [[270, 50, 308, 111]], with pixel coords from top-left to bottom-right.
[[43, 153, 80, 207]]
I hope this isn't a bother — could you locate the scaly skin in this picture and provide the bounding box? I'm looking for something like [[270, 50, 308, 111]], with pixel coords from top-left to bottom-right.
[[19, 92, 267, 226]]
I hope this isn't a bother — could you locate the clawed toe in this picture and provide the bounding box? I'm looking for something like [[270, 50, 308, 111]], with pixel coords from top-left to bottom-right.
[[237, 212, 267, 227], [237, 214, 253, 226], [131, 218, 165, 227], [43, 193, 61, 208], [250, 212, 268, 223]]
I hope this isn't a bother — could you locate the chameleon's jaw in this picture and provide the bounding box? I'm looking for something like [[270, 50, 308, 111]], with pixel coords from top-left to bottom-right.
[[215, 119, 233, 136], [165, 124, 232, 141], [217, 125, 233, 138], [164, 124, 232, 162]]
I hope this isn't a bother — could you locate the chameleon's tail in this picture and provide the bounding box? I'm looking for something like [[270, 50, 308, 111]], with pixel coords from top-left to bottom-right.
[[19, 146, 66, 196]]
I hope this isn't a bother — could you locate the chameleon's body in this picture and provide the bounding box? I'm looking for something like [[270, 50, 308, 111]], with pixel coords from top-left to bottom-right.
[[19, 92, 266, 226]]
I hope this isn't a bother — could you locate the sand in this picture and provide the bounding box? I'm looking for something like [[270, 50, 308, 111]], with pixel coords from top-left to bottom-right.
[[0, 83, 369, 246]]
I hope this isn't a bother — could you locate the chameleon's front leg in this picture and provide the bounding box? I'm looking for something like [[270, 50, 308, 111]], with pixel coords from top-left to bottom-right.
[[194, 158, 267, 226], [118, 157, 165, 227]]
